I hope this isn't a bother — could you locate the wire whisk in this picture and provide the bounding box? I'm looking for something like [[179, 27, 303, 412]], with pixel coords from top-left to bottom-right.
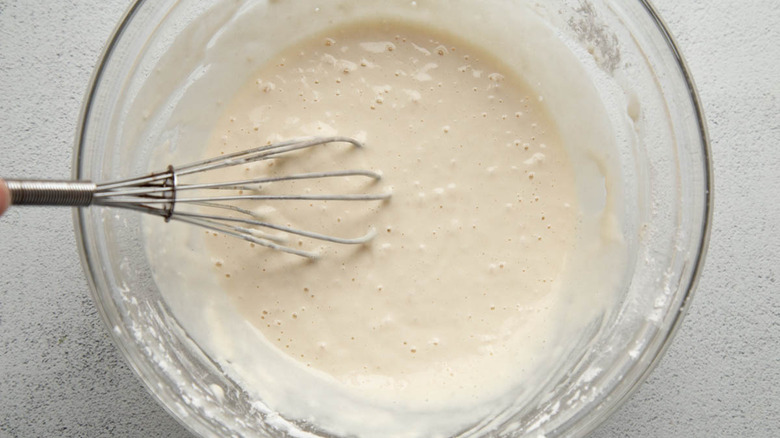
[[4, 136, 391, 258]]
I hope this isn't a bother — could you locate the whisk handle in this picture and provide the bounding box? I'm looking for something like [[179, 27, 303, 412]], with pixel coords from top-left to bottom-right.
[[5, 179, 96, 207]]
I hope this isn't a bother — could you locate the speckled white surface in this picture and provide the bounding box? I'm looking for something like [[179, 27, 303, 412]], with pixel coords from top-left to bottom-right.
[[0, 1, 778, 437]]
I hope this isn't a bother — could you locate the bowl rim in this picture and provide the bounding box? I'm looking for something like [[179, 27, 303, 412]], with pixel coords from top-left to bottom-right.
[[71, 0, 713, 436], [71, 2, 218, 437]]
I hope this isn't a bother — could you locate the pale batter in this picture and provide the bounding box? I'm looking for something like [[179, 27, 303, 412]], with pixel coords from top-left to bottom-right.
[[142, 10, 627, 437], [201, 21, 577, 399]]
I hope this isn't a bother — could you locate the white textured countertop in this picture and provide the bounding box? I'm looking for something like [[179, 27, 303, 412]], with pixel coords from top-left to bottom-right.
[[1, 1, 778, 437]]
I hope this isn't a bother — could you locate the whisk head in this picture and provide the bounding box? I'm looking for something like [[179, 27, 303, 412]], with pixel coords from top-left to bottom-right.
[[93, 136, 391, 258]]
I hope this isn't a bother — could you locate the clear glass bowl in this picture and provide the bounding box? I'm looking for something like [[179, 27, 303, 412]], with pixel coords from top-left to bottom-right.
[[74, 0, 711, 437]]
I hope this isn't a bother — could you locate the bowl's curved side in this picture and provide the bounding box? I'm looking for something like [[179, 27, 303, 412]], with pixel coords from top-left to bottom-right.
[[73, 1, 227, 437], [552, 1, 713, 435]]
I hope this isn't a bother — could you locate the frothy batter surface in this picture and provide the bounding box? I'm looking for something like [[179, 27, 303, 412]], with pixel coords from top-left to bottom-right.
[[198, 21, 579, 401]]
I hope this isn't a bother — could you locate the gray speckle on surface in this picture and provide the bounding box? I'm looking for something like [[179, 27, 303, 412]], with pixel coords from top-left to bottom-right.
[[0, 1, 778, 437]]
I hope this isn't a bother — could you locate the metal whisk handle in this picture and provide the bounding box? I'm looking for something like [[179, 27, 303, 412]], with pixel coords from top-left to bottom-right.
[[5, 179, 96, 206]]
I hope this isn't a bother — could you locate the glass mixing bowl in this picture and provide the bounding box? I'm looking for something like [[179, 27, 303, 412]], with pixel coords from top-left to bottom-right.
[[74, 0, 711, 436]]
